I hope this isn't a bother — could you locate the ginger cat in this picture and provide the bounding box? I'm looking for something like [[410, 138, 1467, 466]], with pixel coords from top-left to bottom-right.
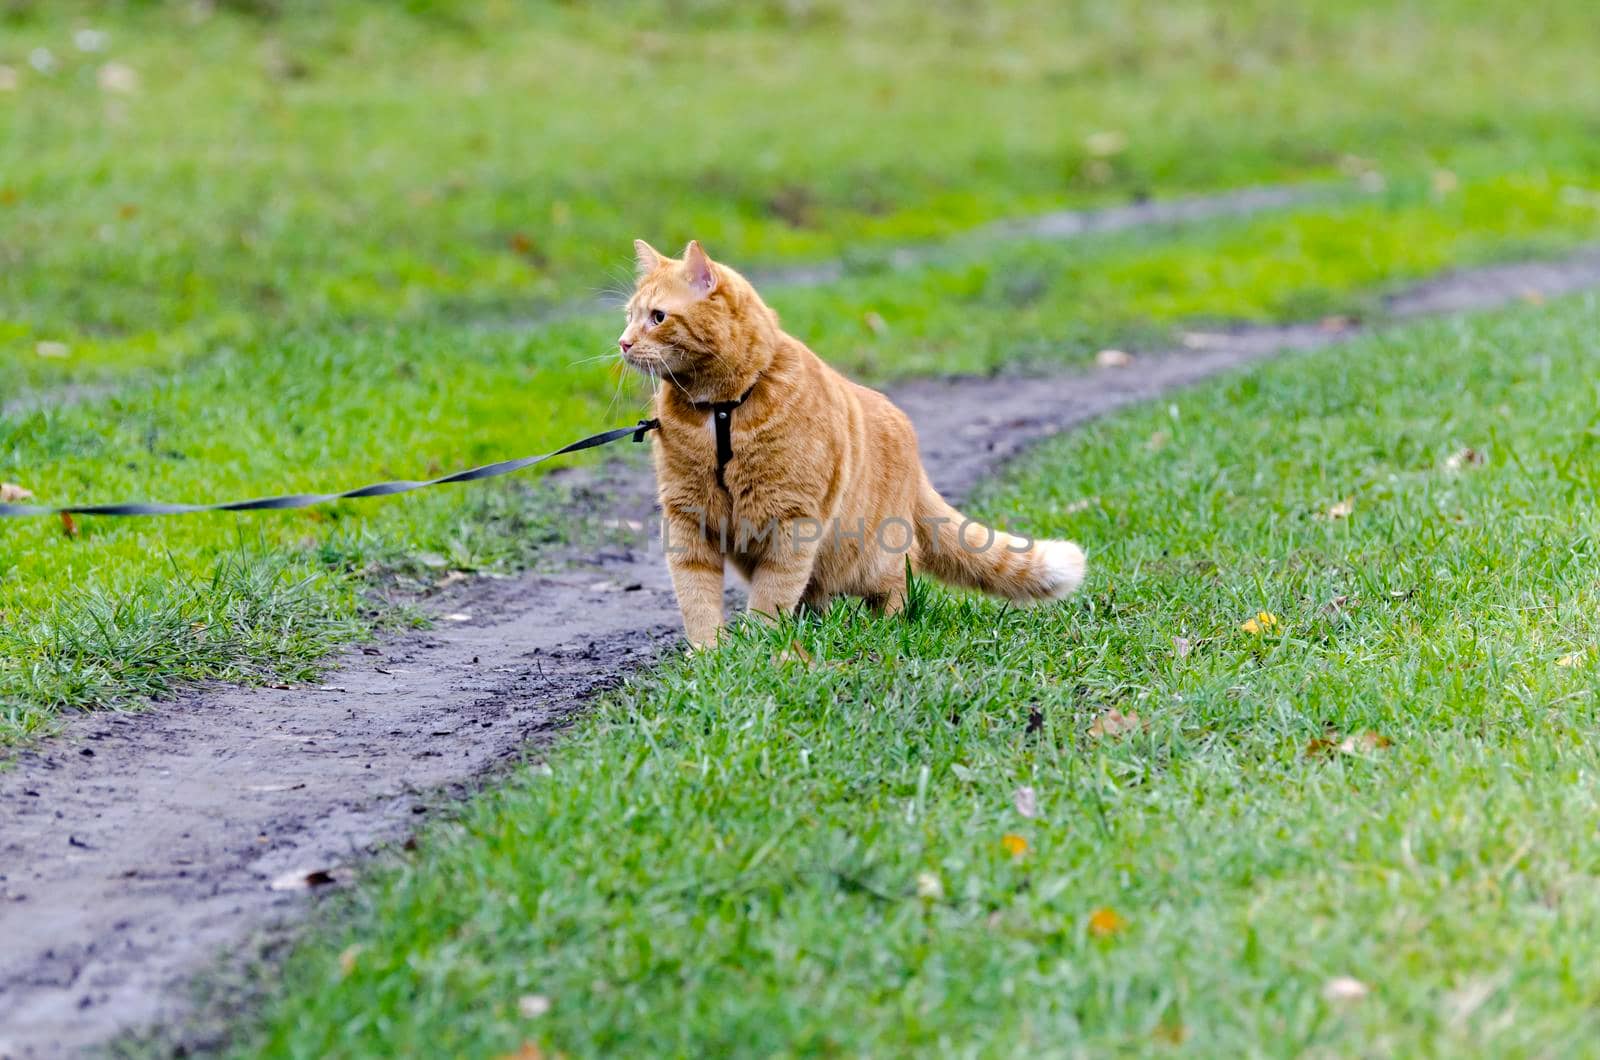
[[619, 239, 1086, 647]]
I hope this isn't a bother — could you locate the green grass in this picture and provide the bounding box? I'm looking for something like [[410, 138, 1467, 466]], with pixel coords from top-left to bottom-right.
[[9, 0, 1600, 744], [233, 294, 1600, 1057], [7, 175, 1600, 746], [6, 0, 1600, 390], [7, 167, 1600, 745]]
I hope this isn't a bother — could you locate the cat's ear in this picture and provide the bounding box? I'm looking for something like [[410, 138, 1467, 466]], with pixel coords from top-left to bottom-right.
[[683, 240, 717, 296], [633, 239, 663, 276]]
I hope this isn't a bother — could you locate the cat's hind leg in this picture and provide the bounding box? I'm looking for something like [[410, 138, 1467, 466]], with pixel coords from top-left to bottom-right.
[[861, 557, 909, 617]]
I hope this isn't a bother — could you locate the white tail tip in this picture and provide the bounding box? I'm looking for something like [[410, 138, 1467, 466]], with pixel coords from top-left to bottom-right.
[[1038, 539, 1087, 599]]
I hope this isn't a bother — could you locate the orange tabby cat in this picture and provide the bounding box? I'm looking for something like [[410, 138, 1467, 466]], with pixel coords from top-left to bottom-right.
[[620, 239, 1086, 647]]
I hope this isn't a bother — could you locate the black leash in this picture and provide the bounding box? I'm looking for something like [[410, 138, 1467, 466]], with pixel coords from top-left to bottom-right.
[[0, 419, 660, 519], [689, 382, 757, 490]]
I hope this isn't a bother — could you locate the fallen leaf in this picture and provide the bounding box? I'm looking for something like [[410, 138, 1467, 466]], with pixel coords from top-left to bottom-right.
[[1095, 348, 1133, 368], [863, 311, 888, 335], [497, 1044, 545, 1060], [1318, 315, 1355, 333], [1146, 430, 1170, 452], [517, 994, 552, 1018], [1012, 785, 1037, 819], [508, 232, 534, 254], [269, 867, 338, 891], [1087, 907, 1126, 937], [1001, 833, 1028, 858], [1180, 331, 1230, 350], [1062, 497, 1098, 514], [1432, 169, 1459, 195], [1338, 731, 1392, 755], [1239, 611, 1279, 635], [0, 483, 34, 503], [1322, 975, 1369, 1002], [1443, 447, 1485, 472], [1152, 1022, 1187, 1045], [1084, 130, 1127, 157], [1556, 651, 1586, 668], [1319, 497, 1355, 520], [35, 341, 69, 359], [338, 944, 363, 977], [1521, 288, 1546, 306], [915, 871, 944, 900], [1305, 733, 1340, 759], [1321, 595, 1350, 617], [1172, 636, 1192, 659], [777, 640, 814, 667], [1089, 708, 1141, 739], [97, 61, 139, 94], [60, 512, 79, 539], [75, 28, 110, 53]]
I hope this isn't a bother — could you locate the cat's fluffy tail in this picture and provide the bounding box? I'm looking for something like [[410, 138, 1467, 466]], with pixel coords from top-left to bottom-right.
[[913, 484, 1086, 603]]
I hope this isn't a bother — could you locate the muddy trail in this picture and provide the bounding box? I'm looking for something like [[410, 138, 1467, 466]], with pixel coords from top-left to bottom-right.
[[3, 250, 1600, 1057]]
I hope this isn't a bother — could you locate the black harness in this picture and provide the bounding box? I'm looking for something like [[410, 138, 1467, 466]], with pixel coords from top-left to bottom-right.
[[689, 382, 757, 490]]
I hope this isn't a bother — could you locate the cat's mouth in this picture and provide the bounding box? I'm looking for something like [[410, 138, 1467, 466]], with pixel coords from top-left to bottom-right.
[[620, 348, 667, 373]]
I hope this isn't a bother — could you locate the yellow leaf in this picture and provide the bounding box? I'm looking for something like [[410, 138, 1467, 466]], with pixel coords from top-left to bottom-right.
[[1319, 497, 1354, 520], [1322, 976, 1369, 1002], [1556, 651, 1586, 668], [776, 640, 814, 667], [1084, 130, 1128, 157], [1152, 1022, 1187, 1046], [338, 944, 364, 978], [1088, 708, 1141, 739], [1337, 731, 1392, 755], [1087, 907, 1126, 938], [1001, 833, 1028, 858], [1239, 611, 1279, 635]]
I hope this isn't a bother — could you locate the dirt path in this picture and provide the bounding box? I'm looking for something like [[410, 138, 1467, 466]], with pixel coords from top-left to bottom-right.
[[3, 250, 1600, 1057]]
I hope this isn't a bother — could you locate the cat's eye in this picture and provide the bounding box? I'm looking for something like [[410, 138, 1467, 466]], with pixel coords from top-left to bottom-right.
[[650, 309, 667, 325]]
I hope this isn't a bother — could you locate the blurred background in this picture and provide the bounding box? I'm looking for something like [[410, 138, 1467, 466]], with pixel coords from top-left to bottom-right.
[[6, 0, 1599, 381]]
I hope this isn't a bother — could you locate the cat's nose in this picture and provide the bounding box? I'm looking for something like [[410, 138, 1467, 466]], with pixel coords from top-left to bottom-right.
[[619, 338, 633, 353]]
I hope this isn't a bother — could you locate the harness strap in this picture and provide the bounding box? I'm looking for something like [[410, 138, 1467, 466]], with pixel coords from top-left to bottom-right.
[[690, 382, 757, 490]]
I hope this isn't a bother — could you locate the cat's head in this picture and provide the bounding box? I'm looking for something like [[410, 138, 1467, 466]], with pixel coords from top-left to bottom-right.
[[619, 240, 774, 392]]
